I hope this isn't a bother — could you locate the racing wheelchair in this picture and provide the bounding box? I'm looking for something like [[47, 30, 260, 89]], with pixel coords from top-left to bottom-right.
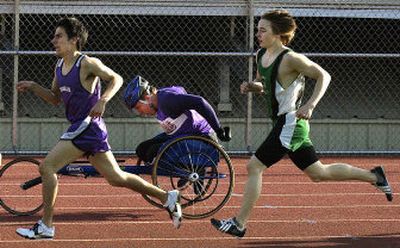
[[0, 135, 234, 219]]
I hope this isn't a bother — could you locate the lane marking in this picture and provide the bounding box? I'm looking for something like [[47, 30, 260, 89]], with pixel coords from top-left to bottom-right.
[[2, 204, 398, 213], [1, 192, 397, 198], [3, 218, 400, 226], [59, 204, 400, 210], [2, 181, 399, 186], [1, 234, 400, 243]]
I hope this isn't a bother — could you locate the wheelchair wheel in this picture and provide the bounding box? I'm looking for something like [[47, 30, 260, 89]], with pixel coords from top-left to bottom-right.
[[142, 136, 234, 219], [0, 157, 44, 216]]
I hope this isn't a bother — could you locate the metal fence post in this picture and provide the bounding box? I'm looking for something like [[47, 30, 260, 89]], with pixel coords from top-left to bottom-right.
[[245, 0, 254, 153], [12, 0, 20, 152]]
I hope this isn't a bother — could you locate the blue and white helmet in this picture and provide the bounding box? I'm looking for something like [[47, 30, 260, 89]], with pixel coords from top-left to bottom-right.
[[123, 75, 150, 109]]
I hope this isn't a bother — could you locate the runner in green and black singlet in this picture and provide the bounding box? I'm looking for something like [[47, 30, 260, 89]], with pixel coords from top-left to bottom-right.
[[211, 9, 393, 238]]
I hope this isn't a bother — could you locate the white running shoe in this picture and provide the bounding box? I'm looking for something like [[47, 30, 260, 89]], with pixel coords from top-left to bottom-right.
[[163, 190, 182, 229], [16, 220, 55, 239]]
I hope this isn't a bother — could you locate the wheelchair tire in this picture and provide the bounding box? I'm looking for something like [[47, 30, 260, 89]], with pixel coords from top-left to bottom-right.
[[0, 157, 44, 216], [142, 135, 234, 219]]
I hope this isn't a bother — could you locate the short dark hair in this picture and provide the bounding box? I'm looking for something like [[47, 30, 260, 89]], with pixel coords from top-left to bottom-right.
[[56, 17, 88, 51], [261, 10, 297, 45]]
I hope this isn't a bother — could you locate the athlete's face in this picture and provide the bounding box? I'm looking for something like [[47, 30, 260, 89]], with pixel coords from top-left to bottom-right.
[[133, 95, 157, 117], [51, 27, 78, 57], [256, 19, 280, 48]]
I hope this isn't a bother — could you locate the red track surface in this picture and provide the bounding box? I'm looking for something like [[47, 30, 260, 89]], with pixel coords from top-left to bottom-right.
[[0, 156, 399, 248]]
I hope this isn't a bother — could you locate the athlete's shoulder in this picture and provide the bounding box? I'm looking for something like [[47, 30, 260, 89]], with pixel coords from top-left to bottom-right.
[[283, 50, 307, 63], [282, 50, 315, 72], [80, 55, 101, 66], [80, 55, 106, 74]]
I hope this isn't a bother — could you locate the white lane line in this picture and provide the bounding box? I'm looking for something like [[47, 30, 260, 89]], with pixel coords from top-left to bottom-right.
[[1, 204, 398, 213], [260, 182, 400, 185], [63, 204, 400, 210], [232, 192, 398, 197], [2, 203, 398, 214], [1, 234, 400, 243], [1, 192, 397, 198], [254, 205, 400, 209], [2, 181, 399, 187], [3, 218, 400, 226]]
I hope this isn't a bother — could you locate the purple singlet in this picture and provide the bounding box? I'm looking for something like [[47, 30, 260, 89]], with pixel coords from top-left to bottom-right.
[[56, 55, 110, 155]]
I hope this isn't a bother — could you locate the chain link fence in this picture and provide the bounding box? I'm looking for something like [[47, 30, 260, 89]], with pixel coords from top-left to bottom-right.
[[1, 0, 399, 154]]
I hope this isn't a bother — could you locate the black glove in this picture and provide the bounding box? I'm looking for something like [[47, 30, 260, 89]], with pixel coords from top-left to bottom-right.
[[216, 126, 231, 142]]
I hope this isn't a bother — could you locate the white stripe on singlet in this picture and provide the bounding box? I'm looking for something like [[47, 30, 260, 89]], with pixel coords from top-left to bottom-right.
[[279, 111, 297, 149], [60, 116, 92, 140]]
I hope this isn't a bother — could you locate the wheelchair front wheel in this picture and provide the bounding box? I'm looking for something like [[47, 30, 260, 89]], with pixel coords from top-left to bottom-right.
[[0, 157, 44, 216], [142, 136, 234, 219]]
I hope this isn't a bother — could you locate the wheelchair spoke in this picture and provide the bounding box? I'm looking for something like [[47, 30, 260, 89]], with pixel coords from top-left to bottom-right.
[[183, 140, 195, 172]]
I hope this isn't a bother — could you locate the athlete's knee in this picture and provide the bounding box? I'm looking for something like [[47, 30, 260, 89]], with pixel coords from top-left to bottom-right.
[[309, 174, 323, 183], [246, 156, 265, 176], [304, 162, 329, 182], [107, 178, 125, 187], [38, 160, 58, 176], [106, 173, 128, 187]]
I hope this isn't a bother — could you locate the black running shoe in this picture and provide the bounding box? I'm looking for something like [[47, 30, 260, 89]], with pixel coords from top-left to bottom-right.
[[210, 218, 246, 238], [371, 166, 393, 201]]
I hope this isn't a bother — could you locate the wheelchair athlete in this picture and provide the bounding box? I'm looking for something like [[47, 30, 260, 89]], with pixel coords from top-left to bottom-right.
[[123, 75, 231, 193]]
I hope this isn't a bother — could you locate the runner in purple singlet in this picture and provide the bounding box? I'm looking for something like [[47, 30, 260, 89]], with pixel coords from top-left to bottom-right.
[[15, 17, 182, 240]]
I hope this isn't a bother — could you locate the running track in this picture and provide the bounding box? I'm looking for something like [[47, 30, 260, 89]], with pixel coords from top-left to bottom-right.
[[0, 156, 399, 248]]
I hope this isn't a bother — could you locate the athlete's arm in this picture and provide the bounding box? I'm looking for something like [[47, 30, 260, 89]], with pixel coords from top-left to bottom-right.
[[16, 67, 62, 106], [240, 49, 265, 94], [163, 93, 222, 132], [240, 70, 264, 94], [82, 57, 123, 117], [83, 57, 123, 102], [286, 52, 331, 119]]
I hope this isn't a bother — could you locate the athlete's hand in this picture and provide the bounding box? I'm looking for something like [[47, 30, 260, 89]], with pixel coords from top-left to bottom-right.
[[160, 120, 176, 134], [240, 81, 264, 94], [89, 99, 107, 117], [16, 81, 36, 92], [240, 82, 251, 94], [296, 103, 314, 120]]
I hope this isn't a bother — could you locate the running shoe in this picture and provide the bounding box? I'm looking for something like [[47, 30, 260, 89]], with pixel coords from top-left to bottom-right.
[[16, 220, 55, 239], [371, 166, 393, 201], [210, 217, 246, 238], [163, 190, 182, 228]]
